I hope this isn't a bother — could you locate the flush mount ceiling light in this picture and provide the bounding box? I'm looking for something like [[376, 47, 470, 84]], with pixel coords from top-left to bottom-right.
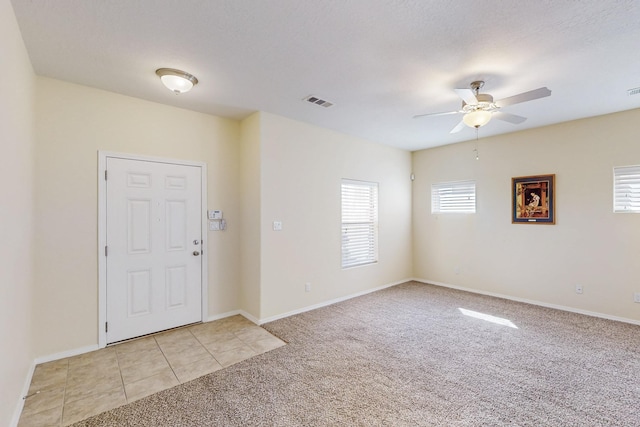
[[155, 68, 198, 94]]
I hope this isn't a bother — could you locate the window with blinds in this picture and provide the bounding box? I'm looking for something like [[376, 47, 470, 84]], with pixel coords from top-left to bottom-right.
[[431, 180, 476, 214], [614, 165, 640, 213], [341, 179, 378, 269]]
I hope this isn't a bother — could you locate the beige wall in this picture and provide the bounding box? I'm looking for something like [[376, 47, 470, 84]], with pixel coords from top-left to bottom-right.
[[413, 108, 640, 321], [0, 0, 36, 424], [33, 78, 242, 356], [8, 2, 639, 420], [239, 112, 262, 318], [259, 113, 413, 319]]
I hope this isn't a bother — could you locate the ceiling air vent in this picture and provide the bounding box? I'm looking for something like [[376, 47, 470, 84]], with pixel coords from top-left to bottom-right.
[[627, 87, 640, 96], [304, 95, 334, 108]]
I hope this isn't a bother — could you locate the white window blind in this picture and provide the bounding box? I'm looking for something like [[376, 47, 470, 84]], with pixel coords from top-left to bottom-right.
[[341, 179, 378, 269], [614, 165, 640, 213], [431, 180, 476, 214]]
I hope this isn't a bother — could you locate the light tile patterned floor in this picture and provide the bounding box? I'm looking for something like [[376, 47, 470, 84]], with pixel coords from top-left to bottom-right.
[[18, 315, 285, 427]]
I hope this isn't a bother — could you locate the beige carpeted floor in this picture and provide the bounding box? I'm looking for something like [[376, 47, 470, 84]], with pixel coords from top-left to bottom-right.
[[72, 281, 640, 426]]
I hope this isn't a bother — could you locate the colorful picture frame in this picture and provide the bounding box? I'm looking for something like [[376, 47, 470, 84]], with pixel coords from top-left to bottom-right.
[[512, 174, 555, 224]]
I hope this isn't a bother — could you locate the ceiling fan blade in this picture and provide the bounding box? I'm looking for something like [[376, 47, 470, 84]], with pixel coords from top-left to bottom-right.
[[413, 111, 459, 119], [495, 87, 551, 107], [493, 111, 527, 124], [449, 120, 466, 134], [454, 88, 478, 105]]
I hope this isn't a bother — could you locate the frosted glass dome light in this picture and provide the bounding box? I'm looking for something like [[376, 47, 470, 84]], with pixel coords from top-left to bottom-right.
[[462, 109, 492, 128], [155, 68, 198, 94]]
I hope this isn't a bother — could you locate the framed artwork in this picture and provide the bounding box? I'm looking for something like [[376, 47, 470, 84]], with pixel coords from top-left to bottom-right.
[[512, 174, 555, 224]]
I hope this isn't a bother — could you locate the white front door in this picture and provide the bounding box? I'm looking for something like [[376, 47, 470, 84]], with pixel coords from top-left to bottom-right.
[[105, 157, 203, 344]]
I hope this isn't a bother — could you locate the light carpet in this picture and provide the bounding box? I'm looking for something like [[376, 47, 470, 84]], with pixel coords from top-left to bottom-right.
[[73, 281, 640, 426]]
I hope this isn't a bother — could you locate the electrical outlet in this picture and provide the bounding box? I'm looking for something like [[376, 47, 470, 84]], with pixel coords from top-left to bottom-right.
[[634, 293, 640, 303], [575, 284, 583, 294], [273, 221, 282, 231], [305, 282, 311, 292]]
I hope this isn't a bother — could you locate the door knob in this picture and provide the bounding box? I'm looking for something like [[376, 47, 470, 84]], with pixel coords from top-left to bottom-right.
[[193, 251, 200, 256]]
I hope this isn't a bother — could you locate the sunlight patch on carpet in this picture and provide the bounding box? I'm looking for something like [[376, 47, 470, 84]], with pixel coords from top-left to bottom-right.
[[458, 308, 518, 329]]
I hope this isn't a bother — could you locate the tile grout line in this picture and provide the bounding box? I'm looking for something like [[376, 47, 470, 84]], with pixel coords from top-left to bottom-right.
[[114, 346, 128, 403], [189, 326, 227, 368], [18, 360, 67, 427], [62, 349, 123, 426], [19, 318, 280, 426], [59, 358, 70, 427], [153, 336, 180, 384]]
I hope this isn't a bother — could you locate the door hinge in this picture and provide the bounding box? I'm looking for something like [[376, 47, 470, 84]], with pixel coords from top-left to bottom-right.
[[104, 170, 108, 181], [105, 246, 108, 256], [105, 322, 108, 333]]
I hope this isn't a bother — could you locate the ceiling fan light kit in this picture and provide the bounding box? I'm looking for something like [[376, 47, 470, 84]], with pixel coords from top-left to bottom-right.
[[414, 80, 551, 134], [463, 109, 492, 128], [155, 68, 198, 94]]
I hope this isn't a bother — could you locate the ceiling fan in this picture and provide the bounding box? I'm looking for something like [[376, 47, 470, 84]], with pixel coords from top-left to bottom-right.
[[414, 81, 551, 133]]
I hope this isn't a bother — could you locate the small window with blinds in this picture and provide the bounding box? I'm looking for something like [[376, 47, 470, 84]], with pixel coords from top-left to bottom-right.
[[431, 180, 476, 214], [341, 179, 378, 269], [614, 165, 640, 213]]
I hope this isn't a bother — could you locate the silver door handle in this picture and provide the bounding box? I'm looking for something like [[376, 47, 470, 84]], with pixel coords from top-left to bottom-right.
[[193, 251, 200, 256]]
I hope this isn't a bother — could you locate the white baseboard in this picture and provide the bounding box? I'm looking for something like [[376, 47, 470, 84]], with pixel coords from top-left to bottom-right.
[[412, 278, 640, 327], [34, 344, 100, 365], [257, 278, 412, 324], [12, 344, 97, 427], [28, 275, 634, 426], [207, 310, 243, 323], [10, 360, 36, 427], [208, 309, 260, 325], [238, 310, 260, 325], [13, 311, 245, 425], [34, 312, 248, 366]]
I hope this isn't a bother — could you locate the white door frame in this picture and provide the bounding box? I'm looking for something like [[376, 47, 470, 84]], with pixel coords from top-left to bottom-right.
[[98, 151, 208, 348]]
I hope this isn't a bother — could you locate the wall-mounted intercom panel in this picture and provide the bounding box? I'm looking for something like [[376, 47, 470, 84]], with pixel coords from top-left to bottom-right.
[[208, 210, 223, 220], [207, 210, 226, 231]]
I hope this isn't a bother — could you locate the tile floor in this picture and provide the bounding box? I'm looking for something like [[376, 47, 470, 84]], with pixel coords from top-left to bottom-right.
[[18, 315, 285, 427]]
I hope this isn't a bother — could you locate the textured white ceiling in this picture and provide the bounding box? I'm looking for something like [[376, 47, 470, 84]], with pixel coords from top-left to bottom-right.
[[10, 0, 640, 151]]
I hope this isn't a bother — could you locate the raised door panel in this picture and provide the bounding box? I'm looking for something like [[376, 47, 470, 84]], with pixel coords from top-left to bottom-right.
[[127, 199, 152, 254], [165, 200, 187, 252], [127, 269, 152, 317]]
